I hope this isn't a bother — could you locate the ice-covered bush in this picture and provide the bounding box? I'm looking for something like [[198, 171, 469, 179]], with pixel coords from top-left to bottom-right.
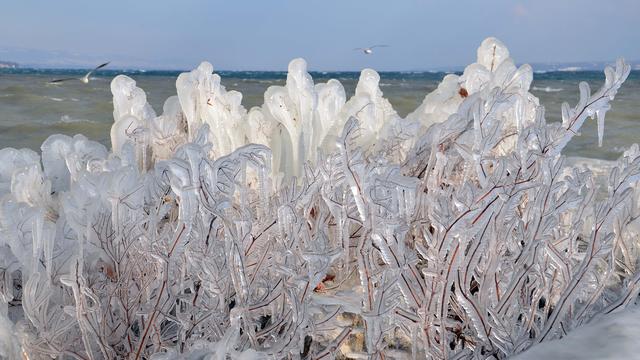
[[0, 37, 636, 359]]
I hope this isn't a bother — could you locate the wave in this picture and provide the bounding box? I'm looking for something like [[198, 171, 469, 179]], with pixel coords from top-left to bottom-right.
[[45, 96, 81, 102], [1, 92, 86, 107], [532, 86, 564, 93], [0, 120, 108, 143], [558, 66, 582, 72], [59, 115, 95, 123]]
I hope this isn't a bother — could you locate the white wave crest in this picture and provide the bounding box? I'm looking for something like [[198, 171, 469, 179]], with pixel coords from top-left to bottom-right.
[[532, 86, 564, 92]]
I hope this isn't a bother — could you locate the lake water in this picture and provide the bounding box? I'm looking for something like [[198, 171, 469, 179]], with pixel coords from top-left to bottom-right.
[[1, 68, 638, 160]]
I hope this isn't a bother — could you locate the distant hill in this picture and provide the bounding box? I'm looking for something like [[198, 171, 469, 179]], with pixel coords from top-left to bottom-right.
[[429, 60, 640, 73], [0, 60, 18, 68], [0, 46, 184, 70], [528, 60, 640, 72], [1, 45, 639, 72]]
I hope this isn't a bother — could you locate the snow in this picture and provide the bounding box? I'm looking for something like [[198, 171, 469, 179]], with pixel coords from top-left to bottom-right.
[[514, 306, 640, 359]]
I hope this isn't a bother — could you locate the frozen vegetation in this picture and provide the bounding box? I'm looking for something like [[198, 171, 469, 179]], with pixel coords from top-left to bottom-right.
[[0, 38, 636, 359]]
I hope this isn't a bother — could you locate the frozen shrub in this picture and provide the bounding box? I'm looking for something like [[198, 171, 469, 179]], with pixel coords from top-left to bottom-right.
[[0, 37, 636, 359]]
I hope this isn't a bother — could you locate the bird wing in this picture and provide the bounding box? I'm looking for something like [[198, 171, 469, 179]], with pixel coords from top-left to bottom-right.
[[85, 62, 110, 78], [49, 77, 78, 84], [353, 48, 364, 51], [370, 45, 389, 49]]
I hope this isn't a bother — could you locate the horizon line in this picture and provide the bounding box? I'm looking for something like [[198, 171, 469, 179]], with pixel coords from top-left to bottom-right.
[[3, 62, 640, 74]]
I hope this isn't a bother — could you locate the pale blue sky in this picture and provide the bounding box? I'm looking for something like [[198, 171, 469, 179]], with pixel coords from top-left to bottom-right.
[[0, 0, 638, 70]]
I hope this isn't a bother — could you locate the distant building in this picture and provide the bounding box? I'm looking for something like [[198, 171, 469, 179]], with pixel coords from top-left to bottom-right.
[[0, 61, 18, 68]]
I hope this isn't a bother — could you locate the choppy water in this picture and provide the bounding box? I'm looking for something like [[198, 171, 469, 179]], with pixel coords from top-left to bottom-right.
[[1, 68, 639, 160]]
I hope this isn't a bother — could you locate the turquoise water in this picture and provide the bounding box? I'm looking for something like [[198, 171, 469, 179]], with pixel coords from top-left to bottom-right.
[[1, 68, 639, 160]]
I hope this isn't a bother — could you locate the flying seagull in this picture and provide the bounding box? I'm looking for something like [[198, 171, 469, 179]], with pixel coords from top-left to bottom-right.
[[49, 62, 110, 84], [354, 45, 389, 55]]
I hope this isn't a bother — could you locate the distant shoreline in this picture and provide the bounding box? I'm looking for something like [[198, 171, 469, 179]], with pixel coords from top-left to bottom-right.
[[0, 60, 18, 68], [1, 67, 639, 77], [1, 60, 639, 73]]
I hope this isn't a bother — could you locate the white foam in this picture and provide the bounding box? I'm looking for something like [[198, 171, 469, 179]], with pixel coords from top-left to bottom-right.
[[558, 66, 582, 72], [59, 115, 93, 123], [532, 86, 563, 92]]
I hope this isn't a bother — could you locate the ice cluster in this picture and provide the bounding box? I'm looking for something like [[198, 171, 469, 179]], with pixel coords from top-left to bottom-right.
[[0, 38, 636, 359]]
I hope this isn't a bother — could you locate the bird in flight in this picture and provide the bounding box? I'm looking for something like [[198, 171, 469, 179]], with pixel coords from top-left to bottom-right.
[[354, 45, 389, 55], [49, 62, 110, 84]]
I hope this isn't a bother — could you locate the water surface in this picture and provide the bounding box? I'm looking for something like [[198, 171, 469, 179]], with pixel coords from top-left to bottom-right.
[[1, 68, 638, 160]]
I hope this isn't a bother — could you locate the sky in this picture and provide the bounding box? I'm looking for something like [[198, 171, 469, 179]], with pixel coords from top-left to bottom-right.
[[0, 0, 638, 71]]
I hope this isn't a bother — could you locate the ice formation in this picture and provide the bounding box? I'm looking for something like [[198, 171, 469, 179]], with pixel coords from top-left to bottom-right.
[[0, 37, 636, 359]]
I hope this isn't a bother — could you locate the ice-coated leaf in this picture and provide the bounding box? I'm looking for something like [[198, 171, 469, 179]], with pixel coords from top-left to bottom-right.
[[0, 147, 40, 195], [476, 37, 510, 72]]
